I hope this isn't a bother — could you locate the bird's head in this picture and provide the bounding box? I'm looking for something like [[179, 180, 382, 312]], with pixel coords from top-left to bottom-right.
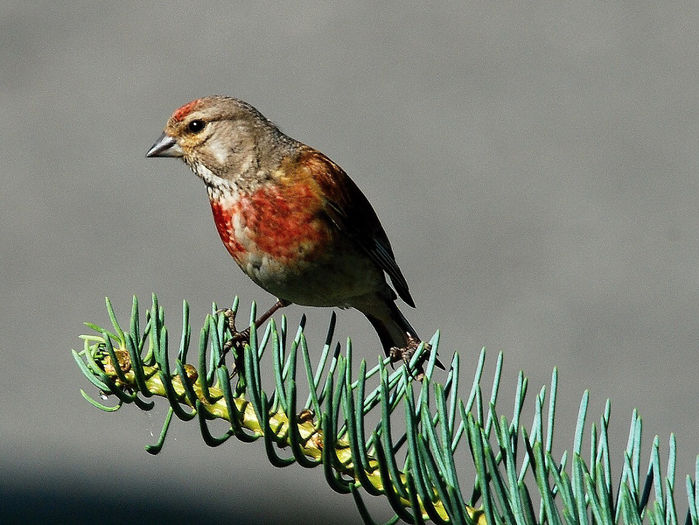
[[146, 96, 295, 188]]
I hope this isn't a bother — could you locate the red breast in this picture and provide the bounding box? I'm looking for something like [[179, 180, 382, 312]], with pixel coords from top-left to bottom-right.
[[208, 171, 333, 268]]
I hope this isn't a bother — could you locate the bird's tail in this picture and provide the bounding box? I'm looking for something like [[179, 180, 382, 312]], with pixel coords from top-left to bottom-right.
[[364, 302, 417, 354], [364, 301, 444, 369]]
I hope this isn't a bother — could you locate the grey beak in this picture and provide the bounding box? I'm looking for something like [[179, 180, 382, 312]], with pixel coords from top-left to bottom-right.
[[146, 132, 183, 158]]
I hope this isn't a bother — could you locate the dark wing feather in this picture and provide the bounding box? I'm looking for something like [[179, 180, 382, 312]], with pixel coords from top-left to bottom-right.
[[300, 148, 415, 307]]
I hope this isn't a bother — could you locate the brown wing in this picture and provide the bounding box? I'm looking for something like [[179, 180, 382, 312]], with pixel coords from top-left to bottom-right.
[[297, 147, 415, 307]]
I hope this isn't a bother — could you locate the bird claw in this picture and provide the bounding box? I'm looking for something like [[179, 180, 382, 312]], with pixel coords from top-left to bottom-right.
[[215, 307, 238, 333], [389, 335, 431, 381], [215, 308, 250, 377], [215, 300, 289, 378]]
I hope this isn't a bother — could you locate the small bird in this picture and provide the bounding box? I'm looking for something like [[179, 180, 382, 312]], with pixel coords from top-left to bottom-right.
[[146, 96, 434, 368]]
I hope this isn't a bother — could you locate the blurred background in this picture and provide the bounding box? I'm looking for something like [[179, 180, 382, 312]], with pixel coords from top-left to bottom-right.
[[1, 2, 698, 523]]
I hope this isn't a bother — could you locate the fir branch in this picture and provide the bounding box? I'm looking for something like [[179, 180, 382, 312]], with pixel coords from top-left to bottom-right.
[[73, 295, 698, 524]]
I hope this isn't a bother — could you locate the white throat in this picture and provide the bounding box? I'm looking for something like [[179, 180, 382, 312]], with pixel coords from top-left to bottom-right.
[[189, 162, 236, 199]]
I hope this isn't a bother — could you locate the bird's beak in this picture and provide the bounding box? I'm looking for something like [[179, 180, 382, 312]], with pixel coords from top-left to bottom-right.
[[146, 132, 183, 158]]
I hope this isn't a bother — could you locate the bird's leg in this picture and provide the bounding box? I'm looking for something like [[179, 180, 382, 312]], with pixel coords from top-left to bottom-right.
[[251, 299, 290, 330], [218, 299, 290, 369]]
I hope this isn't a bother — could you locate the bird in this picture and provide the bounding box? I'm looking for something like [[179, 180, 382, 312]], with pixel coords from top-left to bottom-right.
[[146, 96, 437, 370]]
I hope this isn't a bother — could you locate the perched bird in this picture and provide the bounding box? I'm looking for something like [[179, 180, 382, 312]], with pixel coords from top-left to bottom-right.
[[146, 96, 433, 367]]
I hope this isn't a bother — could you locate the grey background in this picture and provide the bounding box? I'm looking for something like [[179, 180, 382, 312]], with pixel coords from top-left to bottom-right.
[[2, 2, 697, 523]]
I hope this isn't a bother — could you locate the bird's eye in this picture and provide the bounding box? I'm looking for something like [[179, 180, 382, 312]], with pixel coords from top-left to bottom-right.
[[187, 119, 205, 133]]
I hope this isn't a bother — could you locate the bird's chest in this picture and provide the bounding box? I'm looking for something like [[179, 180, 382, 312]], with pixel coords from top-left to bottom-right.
[[207, 182, 331, 280]]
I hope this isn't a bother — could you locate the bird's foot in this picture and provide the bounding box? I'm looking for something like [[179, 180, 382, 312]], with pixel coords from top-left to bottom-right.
[[215, 300, 290, 379], [389, 335, 431, 381], [216, 308, 250, 376]]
